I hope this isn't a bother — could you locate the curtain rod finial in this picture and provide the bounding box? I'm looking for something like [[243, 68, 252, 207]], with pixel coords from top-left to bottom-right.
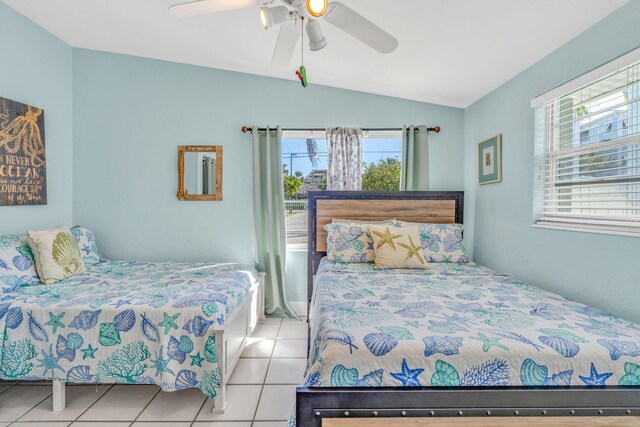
[[434, 126, 441, 133], [242, 126, 251, 133]]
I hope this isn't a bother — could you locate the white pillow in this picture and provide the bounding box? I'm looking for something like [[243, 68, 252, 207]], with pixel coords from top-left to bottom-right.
[[368, 225, 431, 269], [28, 225, 87, 285]]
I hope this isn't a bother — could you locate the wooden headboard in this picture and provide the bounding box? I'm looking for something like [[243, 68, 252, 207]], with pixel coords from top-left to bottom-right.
[[306, 191, 464, 304]]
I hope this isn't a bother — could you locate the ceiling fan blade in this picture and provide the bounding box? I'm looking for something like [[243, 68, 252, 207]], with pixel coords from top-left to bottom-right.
[[323, 2, 398, 54], [169, 0, 257, 17], [271, 20, 301, 69]]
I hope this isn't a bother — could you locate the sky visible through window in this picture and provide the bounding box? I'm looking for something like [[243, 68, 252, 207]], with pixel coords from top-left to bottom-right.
[[282, 138, 402, 177]]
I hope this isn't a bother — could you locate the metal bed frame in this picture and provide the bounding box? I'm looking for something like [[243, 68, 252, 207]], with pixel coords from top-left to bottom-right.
[[296, 191, 640, 426]]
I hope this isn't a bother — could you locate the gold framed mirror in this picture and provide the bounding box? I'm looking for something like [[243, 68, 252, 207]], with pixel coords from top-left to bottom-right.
[[177, 145, 223, 201]]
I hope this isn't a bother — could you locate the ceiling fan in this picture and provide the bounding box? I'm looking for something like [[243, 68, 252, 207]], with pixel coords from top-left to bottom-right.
[[169, 0, 399, 68]]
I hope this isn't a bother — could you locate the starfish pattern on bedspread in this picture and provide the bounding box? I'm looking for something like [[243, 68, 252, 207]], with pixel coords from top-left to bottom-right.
[[579, 363, 613, 386], [81, 344, 97, 359], [391, 359, 424, 386], [471, 332, 509, 352], [45, 312, 65, 334], [151, 345, 174, 377], [159, 312, 180, 335], [190, 352, 205, 367]]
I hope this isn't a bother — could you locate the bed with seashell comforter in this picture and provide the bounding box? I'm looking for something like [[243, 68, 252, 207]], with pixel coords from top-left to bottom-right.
[[302, 259, 640, 391], [293, 191, 640, 426], [0, 260, 260, 402]]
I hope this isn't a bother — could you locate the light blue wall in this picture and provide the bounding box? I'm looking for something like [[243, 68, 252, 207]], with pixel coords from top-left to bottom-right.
[[463, 0, 640, 322], [0, 2, 73, 233], [72, 49, 465, 304]]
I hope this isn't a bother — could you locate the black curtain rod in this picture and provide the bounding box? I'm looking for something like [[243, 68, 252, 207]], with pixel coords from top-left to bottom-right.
[[241, 126, 441, 134]]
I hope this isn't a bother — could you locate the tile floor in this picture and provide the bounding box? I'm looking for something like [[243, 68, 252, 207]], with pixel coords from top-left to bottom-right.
[[0, 318, 308, 427]]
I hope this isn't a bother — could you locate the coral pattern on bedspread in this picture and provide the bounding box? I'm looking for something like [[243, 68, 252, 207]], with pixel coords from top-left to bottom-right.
[[0, 261, 258, 399], [303, 259, 640, 390]]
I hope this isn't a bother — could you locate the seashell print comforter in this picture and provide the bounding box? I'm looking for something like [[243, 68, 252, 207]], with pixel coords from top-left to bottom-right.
[[0, 260, 258, 399], [303, 259, 640, 390]]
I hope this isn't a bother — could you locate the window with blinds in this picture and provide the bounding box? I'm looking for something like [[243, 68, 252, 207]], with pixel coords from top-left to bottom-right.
[[533, 52, 640, 237]]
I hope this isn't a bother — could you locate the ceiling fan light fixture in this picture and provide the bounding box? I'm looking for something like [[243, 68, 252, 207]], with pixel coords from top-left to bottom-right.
[[306, 20, 327, 51], [306, 0, 328, 17], [260, 5, 289, 29]]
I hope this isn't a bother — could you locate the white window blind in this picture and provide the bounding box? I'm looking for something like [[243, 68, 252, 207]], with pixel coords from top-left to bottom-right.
[[533, 55, 640, 237]]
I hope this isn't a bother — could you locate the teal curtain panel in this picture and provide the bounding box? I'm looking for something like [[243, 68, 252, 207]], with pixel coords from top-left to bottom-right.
[[251, 126, 298, 318], [400, 125, 430, 191]]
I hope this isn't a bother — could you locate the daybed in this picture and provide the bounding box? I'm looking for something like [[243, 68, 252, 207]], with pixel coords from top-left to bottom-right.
[[0, 230, 264, 412], [294, 191, 640, 426]]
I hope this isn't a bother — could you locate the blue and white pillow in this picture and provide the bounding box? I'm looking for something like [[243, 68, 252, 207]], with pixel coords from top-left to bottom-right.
[[325, 219, 397, 264], [0, 234, 40, 291], [70, 226, 105, 266], [398, 222, 470, 263]]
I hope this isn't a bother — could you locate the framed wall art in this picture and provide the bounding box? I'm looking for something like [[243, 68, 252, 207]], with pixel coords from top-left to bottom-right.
[[0, 97, 47, 206], [478, 134, 502, 185]]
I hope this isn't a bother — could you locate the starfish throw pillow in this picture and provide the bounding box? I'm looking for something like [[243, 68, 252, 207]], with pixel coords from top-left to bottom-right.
[[368, 225, 431, 269]]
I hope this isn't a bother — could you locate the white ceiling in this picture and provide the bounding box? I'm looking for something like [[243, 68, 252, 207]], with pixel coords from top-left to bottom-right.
[[3, 0, 628, 108]]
